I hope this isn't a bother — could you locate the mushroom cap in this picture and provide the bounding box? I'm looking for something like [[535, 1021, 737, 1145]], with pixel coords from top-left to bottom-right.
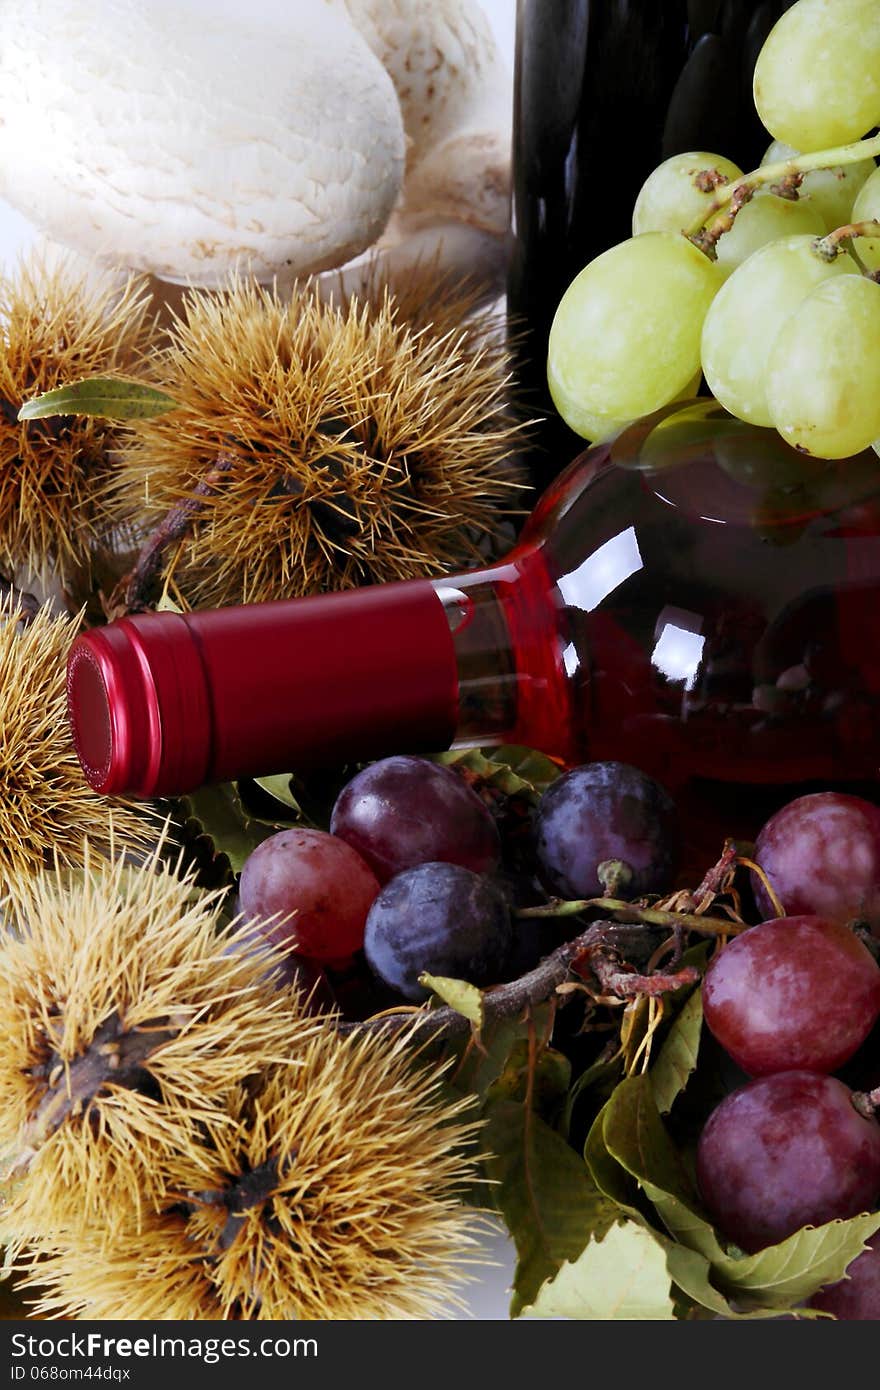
[[344, 0, 509, 172], [0, 0, 406, 286]]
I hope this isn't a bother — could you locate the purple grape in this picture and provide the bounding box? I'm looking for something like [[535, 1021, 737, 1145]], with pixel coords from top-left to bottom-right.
[[533, 761, 679, 900], [330, 755, 502, 884], [238, 828, 380, 963], [752, 792, 880, 931], [702, 915, 880, 1077], [696, 1072, 880, 1254], [808, 1236, 880, 1320], [363, 862, 513, 1001]]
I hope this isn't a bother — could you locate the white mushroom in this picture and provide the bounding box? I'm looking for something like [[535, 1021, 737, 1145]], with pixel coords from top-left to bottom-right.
[[0, 0, 405, 286], [0, 0, 511, 298], [328, 0, 512, 298]]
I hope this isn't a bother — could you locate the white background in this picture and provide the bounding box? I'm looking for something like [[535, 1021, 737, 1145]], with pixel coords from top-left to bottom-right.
[[0, 1, 521, 1320]]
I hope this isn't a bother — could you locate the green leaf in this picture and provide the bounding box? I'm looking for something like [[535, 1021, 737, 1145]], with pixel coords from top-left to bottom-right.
[[583, 1106, 641, 1210], [709, 1212, 880, 1310], [561, 1045, 623, 1135], [603, 1072, 701, 1209], [662, 1240, 820, 1320], [600, 1071, 880, 1311], [420, 974, 484, 1026], [522, 1221, 676, 1320], [482, 1096, 617, 1316], [155, 593, 184, 614], [433, 745, 561, 804], [179, 782, 284, 877], [17, 377, 178, 421], [487, 1042, 572, 1126], [251, 773, 302, 813], [446, 1016, 532, 1103], [650, 986, 704, 1115]]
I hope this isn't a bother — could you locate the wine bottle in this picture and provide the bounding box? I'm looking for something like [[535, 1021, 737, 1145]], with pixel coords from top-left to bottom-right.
[[68, 402, 880, 798], [509, 0, 797, 486]]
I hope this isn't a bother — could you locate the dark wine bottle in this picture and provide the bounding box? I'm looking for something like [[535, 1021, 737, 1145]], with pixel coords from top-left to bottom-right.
[[508, 0, 797, 487], [68, 403, 880, 800]]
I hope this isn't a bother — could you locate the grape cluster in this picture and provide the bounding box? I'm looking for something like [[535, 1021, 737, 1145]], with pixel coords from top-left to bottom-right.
[[695, 789, 880, 1306], [547, 0, 880, 461], [234, 750, 880, 1311], [235, 756, 680, 1005]]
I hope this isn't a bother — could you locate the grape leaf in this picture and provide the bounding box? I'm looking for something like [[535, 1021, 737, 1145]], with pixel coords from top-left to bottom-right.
[[650, 986, 704, 1115], [482, 1095, 617, 1316], [521, 1220, 676, 1320], [433, 745, 561, 804], [251, 774, 302, 814], [600, 1071, 880, 1310], [420, 973, 484, 1026], [584, 1107, 642, 1211], [487, 1041, 572, 1122], [706, 1212, 880, 1310], [18, 377, 178, 421], [603, 1072, 701, 1208], [179, 782, 286, 877]]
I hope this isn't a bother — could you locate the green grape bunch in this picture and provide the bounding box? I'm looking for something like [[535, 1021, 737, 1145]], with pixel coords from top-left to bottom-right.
[[547, 0, 880, 462]]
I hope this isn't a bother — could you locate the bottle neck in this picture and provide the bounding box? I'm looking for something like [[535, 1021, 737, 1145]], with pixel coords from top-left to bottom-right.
[[433, 547, 575, 763], [67, 548, 576, 798]]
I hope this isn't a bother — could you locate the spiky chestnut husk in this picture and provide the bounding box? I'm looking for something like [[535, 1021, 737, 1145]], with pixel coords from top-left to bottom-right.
[[0, 254, 157, 582], [109, 277, 525, 609], [12, 1048, 482, 1320], [0, 596, 154, 889], [0, 845, 321, 1243]]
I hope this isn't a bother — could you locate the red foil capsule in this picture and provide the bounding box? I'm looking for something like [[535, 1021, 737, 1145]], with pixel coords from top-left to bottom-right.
[[67, 581, 459, 797]]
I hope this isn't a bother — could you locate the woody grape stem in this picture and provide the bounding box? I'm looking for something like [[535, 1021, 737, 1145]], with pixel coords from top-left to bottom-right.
[[120, 450, 237, 614]]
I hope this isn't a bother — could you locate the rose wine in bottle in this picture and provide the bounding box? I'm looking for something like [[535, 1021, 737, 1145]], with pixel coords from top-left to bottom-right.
[[509, 0, 797, 486], [68, 402, 880, 798]]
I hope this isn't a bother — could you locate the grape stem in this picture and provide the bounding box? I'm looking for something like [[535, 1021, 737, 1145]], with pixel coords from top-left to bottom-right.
[[516, 895, 748, 938], [852, 1085, 880, 1121], [106, 450, 237, 618], [337, 920, 700, 1040], [687, 132, 880, 258], [813, 220, 880, 263]]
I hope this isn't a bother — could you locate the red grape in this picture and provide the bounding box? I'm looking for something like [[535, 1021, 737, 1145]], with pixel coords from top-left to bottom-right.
[[696, 1071, 880, 1253], [364, 862, 513, 1000], [533, 761, 679, 900], [807, 1235, 880, 1320], [238, 828, 380, 963], [752, 792, 880, 931], [330, 755, 501, 884], [702, 915, 880, 1076]]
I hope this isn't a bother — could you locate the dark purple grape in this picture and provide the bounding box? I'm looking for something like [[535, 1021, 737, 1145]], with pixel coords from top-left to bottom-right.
[[702, 915, 880, 1077], [238, 828, 380, 963], [808, 1235, 880, 1320], [752, 792, 880, 931], [533, 761, 679, 900], [330, 755, 502, 884], [696, 1071, 880, 1253], [363, 862, 513, 1001]]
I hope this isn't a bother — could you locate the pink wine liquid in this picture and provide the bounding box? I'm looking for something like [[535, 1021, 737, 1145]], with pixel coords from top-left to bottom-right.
[[439, 401, 880, 791]]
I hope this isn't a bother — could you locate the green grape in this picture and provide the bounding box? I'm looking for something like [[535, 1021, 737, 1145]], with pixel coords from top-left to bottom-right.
[[852, 168, 880, 272], [548, 233, 723, 428], [715, 193, 826, 275], [754, 0, 880, 153], [557, 403, 631, 446], [762, 140, 875, 235], [766, 274, 880, 459], [563, 371, 702, 445], [701, 235, 851, 427], [632, 151, 743, 236]]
